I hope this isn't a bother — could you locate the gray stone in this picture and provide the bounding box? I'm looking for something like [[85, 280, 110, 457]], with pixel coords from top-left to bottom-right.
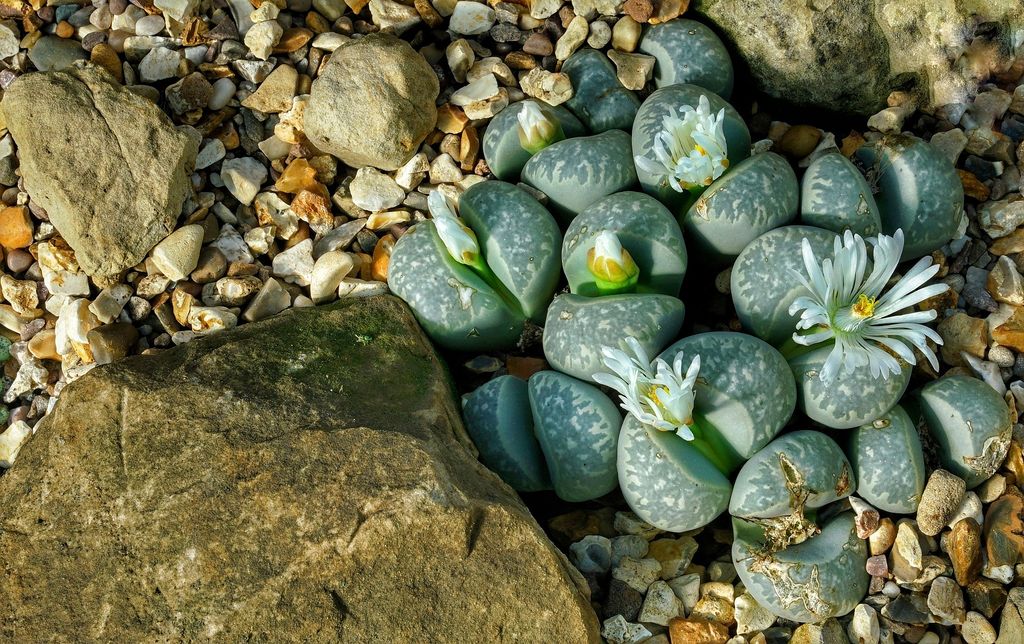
[[0, 296, 600, 642], [305, 34, 438, 171], [27, 36, 87, 71], [1, 65, 198, 276]]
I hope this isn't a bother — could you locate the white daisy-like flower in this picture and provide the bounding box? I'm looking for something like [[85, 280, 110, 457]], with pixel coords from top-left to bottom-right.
[[517, 101, 563, 154], [428, 189, 480, 267], [594, 337, 701, 440], [788, 229, 949, 382], [634, 94, 729, 192], [587, 230, 639, 291]]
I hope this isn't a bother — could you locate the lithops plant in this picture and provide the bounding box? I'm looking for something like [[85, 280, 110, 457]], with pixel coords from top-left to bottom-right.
[[562, 48, 641, 134], [461, 369, 621, 502], [608, 332, 796, 532], [482, 99, 586, 181], [387, 181, 560, 351], [800, 152, 882, 237], [561, 191, 688, 297], [853, 133, 964, 260], [521, 129, 638, 225], [632, 84, 751, 214], [909, 375, 1013, 489], [637, 18, 735, 98], [846, 404, 926, 514]]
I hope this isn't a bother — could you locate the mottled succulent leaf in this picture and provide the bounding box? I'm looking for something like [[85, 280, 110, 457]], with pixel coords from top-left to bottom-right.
[[543, 293, 685, 383], [853, 134, 963, 260], [522, 130, 638, 226], [733, 512, 869, 623], [387, 222, 524, 351], [527, 370, 621, 502], [847, 405, 925, 514], [618, 415, 731, 532], [462, 376, 552, 492], [729, 430, 854, 520], [481, 99, 586, 181], [801, 152, 882, 237], [459, 180, 561, 323], [731, 225, 838, 347], [562, 48, 641, 133], [912, 375, 1013, 488], [562, 191, 687, 297], [637, 19, 735, 98], [659, 332, 796, 461], [683, 152, 798, 265]]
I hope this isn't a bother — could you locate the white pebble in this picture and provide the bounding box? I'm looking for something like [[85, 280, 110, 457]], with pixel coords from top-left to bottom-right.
[[450, 73, 499, 106], [337, 278, 388, 298], [272, 239, 314, 287], [195, 139, 226, 170], [208, 77, 236, 110], [0, 421, 32, 469], [135, 14, 165, 36], [244, 20, 283, 61], [448, 1, 495, 35], [310, 251, 355, 303], [350, 167, 406, 212], [221, 157, 267, 206], [151, 225, 204, 282], [138, 46, 182, 82], [154, 0, 198, 22]]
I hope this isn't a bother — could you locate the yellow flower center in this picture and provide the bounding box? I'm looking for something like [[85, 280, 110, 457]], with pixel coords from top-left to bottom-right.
[[851, 294, 877, 318]]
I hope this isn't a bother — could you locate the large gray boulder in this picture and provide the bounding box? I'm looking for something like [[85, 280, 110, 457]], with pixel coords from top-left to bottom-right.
[[305, 33, 439, 171], [1, 64, 198, 277], [692, 0, 1024, 115], [0, 296, 600, 643]]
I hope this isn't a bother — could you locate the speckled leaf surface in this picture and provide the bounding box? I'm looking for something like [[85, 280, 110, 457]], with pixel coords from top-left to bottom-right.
[[637, 19, 734, 98], [481, 99, 586, 181], [847, 405, 925, 514], [733, 513, 868, 623], [562, 48, 641, 133], [527, 370, 620, 502], [913, 375, 1012, 489], [462, 375, 552, 492], [659, 332, 795, 461], [801, 152, 881, 237], [633, 85, 750, 213], [789, 345, 911, 429], [459, 180, 561, 323], [387, 222, 524, 351], [543, 293, 684, 383], [729, 430, 854, 520], [853, 134, 963, 260], [522, 130, 638, 225], [562, 191, 687, 297], [683, 151, 798, 264], [618, 415, 731, 532], [731, 225, 837, 347]]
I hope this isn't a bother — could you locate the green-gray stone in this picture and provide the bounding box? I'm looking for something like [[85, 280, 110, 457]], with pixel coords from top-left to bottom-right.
[[462, 375, 552, 492], [788, 345, 912, 430], [912, 375, 1013, 489], [731, 225, 838, 347], [733, 512, 868, 623], [528, 370, 620, 502], [684, 151, 798, 265], [618, 414, 731, 532], [562, 191, 687, 297], [730, 430, 853, 520], [637, 19, 734, 98], [659, 332, 796, 462], [542, 293, 684, 383], [481, 99, 586, 181], [0, 336, 11, 362], [459, 180, 561, 323], [801, 152, 881, 237], [521, 130, 638, 226], [633, 84, 750, 213], [847, 405, 925, 514], [387, 222, 524, 351], [562, 48, 641, 134], [853, 134, 963, 260], [28, 37, 87, 72]]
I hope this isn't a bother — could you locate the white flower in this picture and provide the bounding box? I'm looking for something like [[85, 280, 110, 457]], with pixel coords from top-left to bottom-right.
[[517, 101, 562, 153], [788, 229, 949, 382], [587, 230, 639, 288], [594, 337, 701, 440], [634, 94, 729, 192], [428, 189, 480, 266]]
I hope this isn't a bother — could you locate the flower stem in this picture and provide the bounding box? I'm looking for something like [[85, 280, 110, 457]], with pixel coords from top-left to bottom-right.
[[592, 275, 639, 297]]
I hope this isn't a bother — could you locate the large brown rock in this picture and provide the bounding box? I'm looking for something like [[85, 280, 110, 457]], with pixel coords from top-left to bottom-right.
[[304, 33, 439, 171], [1, 64, 198, 277], [0, 296, 599, 642]]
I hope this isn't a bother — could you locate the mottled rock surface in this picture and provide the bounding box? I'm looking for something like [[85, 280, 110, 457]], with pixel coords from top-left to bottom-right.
[[1, 64, 198, 276], [0, 296, 599, 643]]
